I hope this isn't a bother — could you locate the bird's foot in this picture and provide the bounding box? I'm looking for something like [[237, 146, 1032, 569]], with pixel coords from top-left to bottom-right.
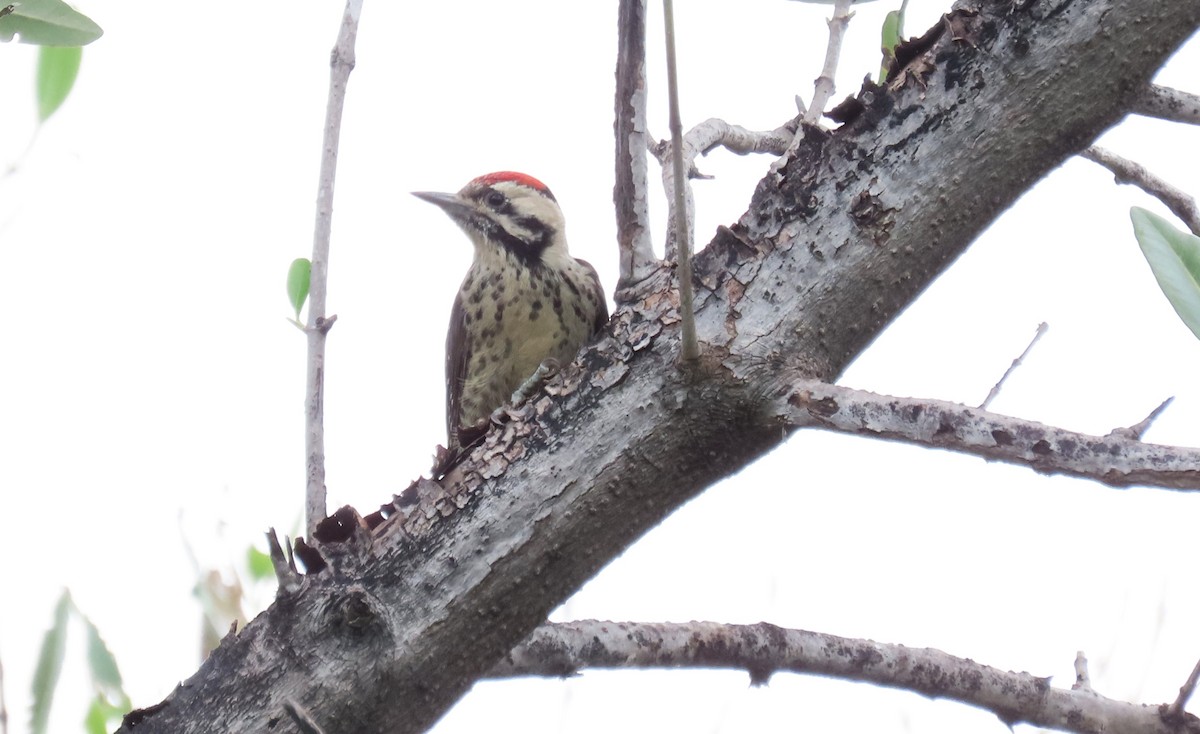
[[485, 358, 561, 428], [510, 358, 561, 408]]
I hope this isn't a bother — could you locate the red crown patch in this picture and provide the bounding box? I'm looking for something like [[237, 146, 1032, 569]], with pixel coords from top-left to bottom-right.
[[471, 171, 553, 196]]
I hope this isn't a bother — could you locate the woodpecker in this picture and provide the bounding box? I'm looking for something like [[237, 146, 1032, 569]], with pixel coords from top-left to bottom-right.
[[413, 172, 608, 453]]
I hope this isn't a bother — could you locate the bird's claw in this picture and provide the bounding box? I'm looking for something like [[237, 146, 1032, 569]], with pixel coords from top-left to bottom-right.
[[510, 358, 561, 408], [489, 405, 518, 427]]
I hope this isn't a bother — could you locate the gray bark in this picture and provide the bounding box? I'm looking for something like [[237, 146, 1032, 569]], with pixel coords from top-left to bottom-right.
[[116, 2, 1200, 733]]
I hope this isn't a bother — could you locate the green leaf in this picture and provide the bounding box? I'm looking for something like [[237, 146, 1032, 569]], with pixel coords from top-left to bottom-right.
[[84, 692, 132, 734], [0, 0, 103, 46], [246, 545, 274, 582], [287, 257, 311, 319], [83, 696, 107, 734], [1130, 206, 1200, 342], [82, 615, 124, 694], [78, 607, 131, 733], [30, 590, 72, 734], [879, 10, 902, 81], [36, 44, 81, 121]]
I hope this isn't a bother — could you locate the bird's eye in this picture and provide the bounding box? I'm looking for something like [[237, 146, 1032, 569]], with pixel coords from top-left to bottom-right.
[[485, 191, 506, 208]]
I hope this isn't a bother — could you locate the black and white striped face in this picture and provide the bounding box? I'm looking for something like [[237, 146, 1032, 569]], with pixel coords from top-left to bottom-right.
[[414, 171, 568, 267]]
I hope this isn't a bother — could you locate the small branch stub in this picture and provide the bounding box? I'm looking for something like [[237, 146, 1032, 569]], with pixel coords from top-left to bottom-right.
[[284, 700, 328, 734], [1109, 397, 1174, 441], [1166, 656, 1200, 721], [266, 528, 302, 595], [1073, 651, 1093, 692]]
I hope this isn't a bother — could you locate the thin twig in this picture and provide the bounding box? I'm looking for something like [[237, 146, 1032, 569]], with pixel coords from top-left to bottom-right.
[[806, 0, 854, 125], [1166, 656, 1200, 720], [662, 0, 698, 361], [1110, 397, 1174, 441], [780, 378, 1200, 490], [0, 652, 7, 734], [614, 0, 657, 294], [1080, 145, 1200, 235], [1131, 84, 1200, 126], [979, 321, 1048, 409], [305, 0, 362, 537]]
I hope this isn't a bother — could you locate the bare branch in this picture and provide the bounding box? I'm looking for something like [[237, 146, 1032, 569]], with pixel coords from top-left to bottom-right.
[[305, 0, 362, 537], [806, 0, 855, 126], [662, 0, 698, 362], [1131, 84, 1200, 126], [614, 0, 658, 295], [1080, 145, 1200, 235], [979, 321, 1048, 409], [650, 116, 794, 269], [779, 379, 1200, 490], [683, 118, 795, 158], [492, 621, 1199, 734], [1166, 656, 1200, 722]]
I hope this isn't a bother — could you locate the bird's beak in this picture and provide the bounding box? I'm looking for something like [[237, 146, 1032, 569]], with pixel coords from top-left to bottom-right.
[[412, 191, 474, 223]]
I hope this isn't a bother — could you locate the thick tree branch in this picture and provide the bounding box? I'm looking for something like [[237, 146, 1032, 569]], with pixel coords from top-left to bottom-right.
[[779, 379, 1200, 490], [118, 3, 1200, 733], [491, 621, 1200, 734], [1131, 84, 1200, 126]]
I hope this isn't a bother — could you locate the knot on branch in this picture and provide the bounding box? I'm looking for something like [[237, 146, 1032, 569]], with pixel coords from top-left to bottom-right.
[[293, 506, 374, 576]]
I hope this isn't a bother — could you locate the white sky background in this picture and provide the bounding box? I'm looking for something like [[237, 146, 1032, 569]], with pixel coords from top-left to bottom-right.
[[1, 2, 1198, 733]]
